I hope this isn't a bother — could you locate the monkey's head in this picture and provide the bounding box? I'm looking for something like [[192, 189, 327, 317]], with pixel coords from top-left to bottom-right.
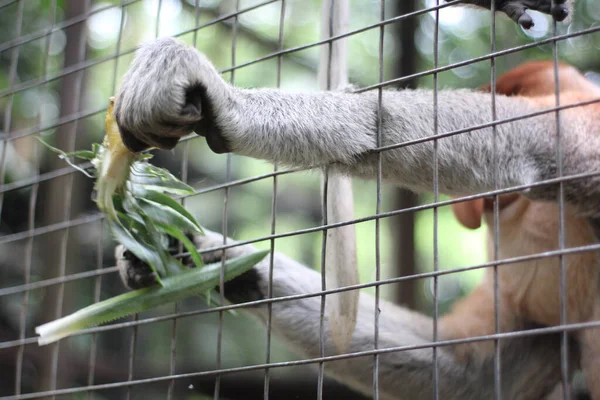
[[480, 60, 597, 97]]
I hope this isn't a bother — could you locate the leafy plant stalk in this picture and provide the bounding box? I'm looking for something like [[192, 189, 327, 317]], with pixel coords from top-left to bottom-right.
[[39, 98, 205, 282], [36, 251, 268, 345], [35, 97, 268, 346]]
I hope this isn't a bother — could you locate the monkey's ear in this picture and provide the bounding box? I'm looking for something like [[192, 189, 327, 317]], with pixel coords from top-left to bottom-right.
[[451, 198, 484, 230]]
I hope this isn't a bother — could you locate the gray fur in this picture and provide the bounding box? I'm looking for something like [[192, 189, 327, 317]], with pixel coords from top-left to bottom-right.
[[112, 34, 593, 398], [115, 229, 572, 399], [114, 37, 233, 149], [115, 37, 598, 216], [186, 230, 569, 400]]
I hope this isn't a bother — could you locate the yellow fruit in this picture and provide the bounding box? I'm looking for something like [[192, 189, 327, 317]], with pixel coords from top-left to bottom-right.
[[96, 97, 136, 218], [104, 97, 133, 158]]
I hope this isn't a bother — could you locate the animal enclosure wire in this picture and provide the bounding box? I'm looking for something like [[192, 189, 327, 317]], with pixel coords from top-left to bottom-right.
[[550, 1, 570, 396], [0, 1, 599, 400]]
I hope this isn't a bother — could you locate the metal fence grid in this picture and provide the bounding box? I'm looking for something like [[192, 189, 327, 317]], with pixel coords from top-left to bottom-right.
[[1, 0, 600, 399]]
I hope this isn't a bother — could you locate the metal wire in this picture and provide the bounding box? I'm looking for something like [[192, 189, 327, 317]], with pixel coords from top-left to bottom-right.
[[2, 235, 600, 355], [373, 0, 385, 398], [166, 1, 201, 397], [550, 1, 570, 397], [0, 0, 24, 235], [488, 2, 502, 399], [263, 1, 286, 398], [3, 75, 598, 201], [85, 0, 129, 393], [45, 3, 91, 398], [123, 2, 142, 398], [1, 1, 598, 399], [86, 218, 104, 400], [317, 1, 333, 395], [0, 1, 142, 53], [2, 24, 598, 144], [14, 1, 55, 395], [431, 2, 441, 399], [0, 0, 591, 106], [4, 320, 600, 400], [1, 165, 600, 265], [214, 3, 240, 399]]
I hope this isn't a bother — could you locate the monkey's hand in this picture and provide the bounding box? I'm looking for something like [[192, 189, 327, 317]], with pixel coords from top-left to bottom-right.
[[116, 234, 196, 290], [115, 230, 262, 300], [456, 0, 571, 29], [113, 38, 232, 154]]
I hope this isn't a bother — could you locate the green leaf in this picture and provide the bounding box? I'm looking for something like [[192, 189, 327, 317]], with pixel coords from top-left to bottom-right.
[[38, 138, 96, 178], [129, 162, 195, 195], [62, 150, 96, 160], [118, 193, 197, 276], [38, 138, 97, 160], [203, 290, 237, 315], [91, 143, 102, 155], [109, 217, 166, 283], [115, 210, 155, 247], [124, 193, 191, 275], [154, 222, 204, 269], [124, 195, 182, 277], [136, 190, 203, 234], [136, 153, 154, 161], [35, 250, 269, 345], [137, 196, 203, 236]]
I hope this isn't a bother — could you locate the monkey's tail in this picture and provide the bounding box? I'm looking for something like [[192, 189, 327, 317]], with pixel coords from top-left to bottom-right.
[[319, 0, 359, 354]]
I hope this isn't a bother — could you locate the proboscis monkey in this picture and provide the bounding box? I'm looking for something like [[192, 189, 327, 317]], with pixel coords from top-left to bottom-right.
[[112, 49, 600, 400], [448, 59, 600, 398]]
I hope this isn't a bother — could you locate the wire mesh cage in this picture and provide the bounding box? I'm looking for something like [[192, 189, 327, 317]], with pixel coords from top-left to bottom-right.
[[1, 0, 600, 399]]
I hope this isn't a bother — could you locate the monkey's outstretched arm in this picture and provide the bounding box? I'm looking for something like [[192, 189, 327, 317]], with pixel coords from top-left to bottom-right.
[[140, 230, 563, 400], [114, 37, 599, 216]]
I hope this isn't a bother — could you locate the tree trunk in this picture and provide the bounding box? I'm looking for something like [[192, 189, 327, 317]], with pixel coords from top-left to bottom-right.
[[389, 0, 419, 309]]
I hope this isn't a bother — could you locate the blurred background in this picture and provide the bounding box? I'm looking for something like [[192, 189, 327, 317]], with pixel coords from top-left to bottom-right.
[[0, 0, 599, 398]]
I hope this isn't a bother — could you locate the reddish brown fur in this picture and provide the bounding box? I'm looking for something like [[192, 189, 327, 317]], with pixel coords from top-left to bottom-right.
[[441, 61, 600, 397]]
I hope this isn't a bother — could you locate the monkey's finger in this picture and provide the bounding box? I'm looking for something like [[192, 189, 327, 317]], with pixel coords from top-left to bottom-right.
[[118, 124, 180, 152], [523, 2, 551, 13], [192, 121, 231, 154], [521, 0, 570, 22], [502, 3, 534, 29], [517, 11, 534, 29], [118, 125, 152, 152], [551, 3, 569, 21]]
